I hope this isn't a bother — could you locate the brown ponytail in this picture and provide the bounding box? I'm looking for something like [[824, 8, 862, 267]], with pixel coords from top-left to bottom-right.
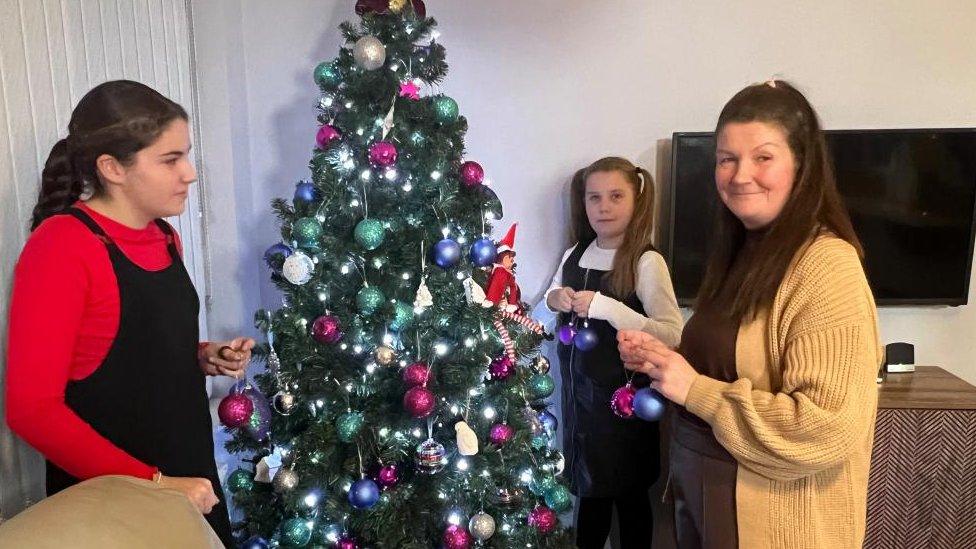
[[29, 80, 187, 231]]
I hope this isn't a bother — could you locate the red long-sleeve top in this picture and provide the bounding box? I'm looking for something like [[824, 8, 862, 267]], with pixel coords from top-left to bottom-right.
[[5, 202, 195, 481]]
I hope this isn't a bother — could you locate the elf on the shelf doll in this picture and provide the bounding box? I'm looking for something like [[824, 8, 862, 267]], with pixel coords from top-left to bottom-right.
[[483, 224, 522, 313]]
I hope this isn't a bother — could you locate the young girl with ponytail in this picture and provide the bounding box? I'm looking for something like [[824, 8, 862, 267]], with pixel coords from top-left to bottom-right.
[[5, 80, 251, 547]]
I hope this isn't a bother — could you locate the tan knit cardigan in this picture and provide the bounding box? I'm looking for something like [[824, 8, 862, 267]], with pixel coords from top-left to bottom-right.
[[685, 233, 882, 549]]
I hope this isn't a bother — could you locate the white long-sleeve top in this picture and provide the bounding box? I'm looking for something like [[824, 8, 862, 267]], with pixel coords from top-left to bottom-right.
[[540, 241, 683, 349]]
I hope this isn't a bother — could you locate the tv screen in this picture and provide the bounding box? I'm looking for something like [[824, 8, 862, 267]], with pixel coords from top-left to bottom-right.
[[668, 128, 976, 306]]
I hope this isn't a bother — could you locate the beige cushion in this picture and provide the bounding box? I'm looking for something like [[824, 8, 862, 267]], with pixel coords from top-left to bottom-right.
[[0, 475, 223, 548]]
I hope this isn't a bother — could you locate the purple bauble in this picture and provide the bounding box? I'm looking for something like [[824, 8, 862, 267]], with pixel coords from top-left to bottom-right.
[[443, 524, 474, 549], [375, 464, 399, 489], [433, 238, 462, 269], [528, 505, 558, 534], [538, 409, 558, 434], [218, 393, 254, 428], [458, 161, 484, 189], [316, 124, 341, 149], [311, 314, 343, 344], [402, 361, 430, 387], [489, 423, 515, 446], [488, 356, 515, 381], [263, 243, 293, 272], [348, 478, 380, 509], [611, 384, 637, 418], [337, 538, 358, 549], [404, 386, 436, 418], [574, 326, 599, 351], [557, 324, 577, 345], [232, 381, 271, 442], [368, 141, 398, 166], [633, 387, 666, 422]]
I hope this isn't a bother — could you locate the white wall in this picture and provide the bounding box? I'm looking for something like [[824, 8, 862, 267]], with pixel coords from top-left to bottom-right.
[[193, 0, 976, 383]]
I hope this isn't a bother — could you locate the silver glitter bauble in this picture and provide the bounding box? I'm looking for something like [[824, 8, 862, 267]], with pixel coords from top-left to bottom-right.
[[273, 390, 297, 415], [468, 512, 496, 541], [353, 36, 386, 71], [282, 251, 314, 285], [273, 467, 300, 493]]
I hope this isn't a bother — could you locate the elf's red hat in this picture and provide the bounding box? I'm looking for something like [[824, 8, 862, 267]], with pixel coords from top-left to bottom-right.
[[496, 223, 517, 255]]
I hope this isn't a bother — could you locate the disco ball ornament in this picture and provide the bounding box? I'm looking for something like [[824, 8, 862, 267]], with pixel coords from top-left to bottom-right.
[[528, 506, 558, 534], [574, 325, 599, 352], [353, 35, 386, 71], [354, 218, 385, 250], [611, 383, 637, 418], [488, 355, 515, 381], [468, 512, 495, 541], [356, 286, 385, 314], [218, 393, 253, 428], [533, 355, 551, 374], [402, 361, 430, 387], [273, 467, 300, 494], [433, 238, 461, 268], [315, 125, 341, 150], [557, 324, 577, 345], [528, 373, 555, 400], [263, 243, 293, 273], [227, 468, 254, 493], [336, 411, 365, 443], [434, 95, 459, 123], [313, 61, 342, 88], [311, 314, 343, 344], [348, 478, 380, 509], [291, 217, 322, 247], [469, 237, 497, 267], [281, 517, 312, 547], [415, 438, 446, 474], [368, 141, 398, 167], [458, 161, 484, 189], [491, 485, 525, 509], [633, 387, 667, 421], [403, 386, 436, 418], [282, 251, 315, 285]]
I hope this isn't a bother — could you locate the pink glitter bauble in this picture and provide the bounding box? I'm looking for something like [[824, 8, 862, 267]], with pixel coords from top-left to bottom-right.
[[488, 356, 514, 381], [315, 125, 341, 149], [311, 314, 343, 344], [443, 524, 473, 549], [403, 386, 436, 418], [528, 505, 558, 533], [218, 393, 254, 428], [458, 161, 484, 189], [489, 423, 515, 446], [402, 361, 430, 387]]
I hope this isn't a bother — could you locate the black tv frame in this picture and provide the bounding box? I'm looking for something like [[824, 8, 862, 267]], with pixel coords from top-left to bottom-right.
[[667, 128, 976, 307]]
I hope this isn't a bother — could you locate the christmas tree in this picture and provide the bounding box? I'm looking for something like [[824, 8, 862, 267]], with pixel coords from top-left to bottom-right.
[[223, 2, 574, 547]]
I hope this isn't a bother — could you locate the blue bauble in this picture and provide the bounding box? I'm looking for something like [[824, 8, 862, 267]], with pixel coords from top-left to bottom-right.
[[469, 237, 497, 267], [433, 238, 461, 269], [538, 409, 558, 434], [348, 478, 380, 509], [263, 243, 293, 272], [241, 536, 269, 549], [574, 326, 599, 351], [293, 181, 321, 204], [633, 387, 667, 422]]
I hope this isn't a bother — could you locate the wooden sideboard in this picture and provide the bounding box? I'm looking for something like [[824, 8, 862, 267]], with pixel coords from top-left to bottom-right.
[[864, 366, 976, 548]]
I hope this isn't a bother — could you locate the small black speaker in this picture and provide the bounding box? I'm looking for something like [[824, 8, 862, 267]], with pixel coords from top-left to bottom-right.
[[885, 342, 915, 373]]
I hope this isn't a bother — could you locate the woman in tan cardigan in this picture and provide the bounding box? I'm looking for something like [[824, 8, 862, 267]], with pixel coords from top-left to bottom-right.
[[619, 80, 882, 549]]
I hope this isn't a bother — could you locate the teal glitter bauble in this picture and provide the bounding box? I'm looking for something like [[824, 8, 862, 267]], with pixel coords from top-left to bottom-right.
[[354, 218, 385, 250], [528, 374, 555, 400], [292, 217, 322, 246], [390, 300, 413, 331], [227, 468, 254, 493], [433, 96, 459, 123], [544, 484, 572, 513], [281, 516, 312, 547], [528, 472, 556, 497], [356, 286, 385, 314], [313, 62, 342, 89], [531, 432, 550, 450], [336, 411, 365, 443]]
